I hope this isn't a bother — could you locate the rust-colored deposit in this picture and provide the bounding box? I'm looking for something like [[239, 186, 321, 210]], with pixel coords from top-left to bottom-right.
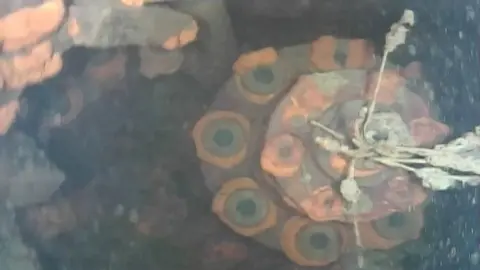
[[310, 36, 375, 71], [364, 69, 405, 104], [261, 134, 305, 177], [121, 0, 145, 7], [162, 21, 199, 50], [0, 0, 64, 49], [0, 0, 64, 92], [288, 75, 334, 111], [0, 42, 62, 89], [233, 47, 278, 74], [409, 116, 450, 146], [0, 100, 19, 135], [194, 38, 444, 267], [299, 186, 345, 222]]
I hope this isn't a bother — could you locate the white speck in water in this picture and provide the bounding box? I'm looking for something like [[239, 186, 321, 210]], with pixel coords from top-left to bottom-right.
[[454, 45, 462, 58], [129, 209, 139, 224], [466, 6, 475, 21], [114, 204, 124, 217], [470, 252, 480, 265], [448, 246, 457, 259], [408, 45, 417, 56]]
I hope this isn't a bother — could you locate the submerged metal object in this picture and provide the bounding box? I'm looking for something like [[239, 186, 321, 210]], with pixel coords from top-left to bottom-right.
[[193, 36, 450, 267]]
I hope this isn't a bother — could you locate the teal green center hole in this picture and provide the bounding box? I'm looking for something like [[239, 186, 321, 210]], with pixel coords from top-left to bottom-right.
[[388, 213, 406, 228], [253, 67, 274, 84], [213, 128, 234, 147], [278, 145, 292, 159], [236, 199, 257, 217], [310, 232, 330, 250]]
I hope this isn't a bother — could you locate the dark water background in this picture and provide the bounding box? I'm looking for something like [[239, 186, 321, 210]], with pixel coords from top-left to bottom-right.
[[404, 1, 480, 270]]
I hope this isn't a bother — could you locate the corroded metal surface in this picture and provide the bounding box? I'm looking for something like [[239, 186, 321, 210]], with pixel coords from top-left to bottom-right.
[[0, 0, 236, 135], [192, 36, 449, 267]]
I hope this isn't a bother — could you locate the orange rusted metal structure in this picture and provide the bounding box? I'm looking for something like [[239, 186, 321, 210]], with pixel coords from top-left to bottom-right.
[[0, 0, 236, 135], [193, 35, 450, 267]]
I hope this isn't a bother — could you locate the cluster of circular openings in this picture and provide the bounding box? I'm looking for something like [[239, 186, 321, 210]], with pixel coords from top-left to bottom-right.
[[193, 40, 432, 267], [211, 177, 349, 267]]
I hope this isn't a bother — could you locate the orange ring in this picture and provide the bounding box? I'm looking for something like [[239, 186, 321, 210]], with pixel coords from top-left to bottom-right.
[[235, 60, 292, 105], [0, 100, 19, 135], [356, 222, 400, 250], [310, 36, 339, 70], [280, 103, 310, 130], [310, 36, 375, 71], [212, 177, 277, 236], [192, 111, 250, 169], [281, 216, 343, 266], [261, 133, 305, 177], [0, 0, 65, 50], [357, 209, 424, 250], [235, 74, 277, 104], [299, 185, 345, 222], [233, 47, 279, 75]]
